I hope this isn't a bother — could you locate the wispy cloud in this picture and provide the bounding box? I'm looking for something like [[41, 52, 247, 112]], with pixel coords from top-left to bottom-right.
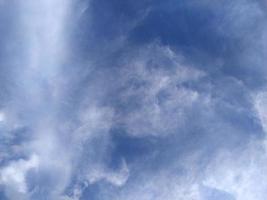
[[0, 0, 267, 200]]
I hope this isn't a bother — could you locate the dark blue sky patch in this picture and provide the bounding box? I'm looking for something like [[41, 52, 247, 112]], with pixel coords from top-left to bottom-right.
[[110, 130, 160, 165]]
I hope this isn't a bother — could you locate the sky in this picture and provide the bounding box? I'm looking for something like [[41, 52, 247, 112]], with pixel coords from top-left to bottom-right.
[[0, 0, 267, 199]]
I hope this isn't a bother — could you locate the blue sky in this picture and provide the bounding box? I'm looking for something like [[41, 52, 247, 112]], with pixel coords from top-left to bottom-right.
[[0, 0, 267, 199]]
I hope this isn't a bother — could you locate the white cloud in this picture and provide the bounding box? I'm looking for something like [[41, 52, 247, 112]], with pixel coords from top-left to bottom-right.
[[206, 91, 267, 199], [87, 158, 129, 187], [203, 140, 267, 200], [1, 0, 266, 199], [104, 169, 201, 200], [0, 154, 39, 198], [254, 91, 267, 133], [118, 44, 205, 137], [0, 111, 5, 123]]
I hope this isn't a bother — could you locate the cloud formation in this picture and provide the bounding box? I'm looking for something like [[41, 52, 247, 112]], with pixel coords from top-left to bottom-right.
[[0, 0, 267, 200]]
